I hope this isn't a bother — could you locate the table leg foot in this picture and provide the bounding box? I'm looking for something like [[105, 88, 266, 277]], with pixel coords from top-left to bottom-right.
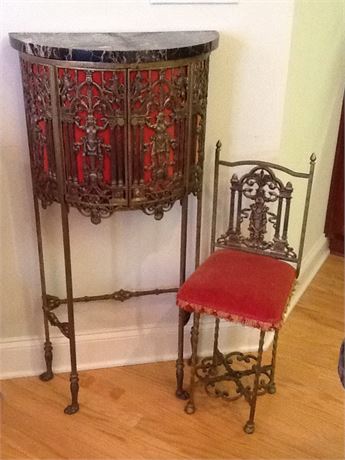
[[39, 371, 54, 382], [64, 403, 79, 415]]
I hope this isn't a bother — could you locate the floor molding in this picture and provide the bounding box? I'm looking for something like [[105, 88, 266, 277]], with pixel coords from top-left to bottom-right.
[[0, 319, 259, 380], [285, 235, 330, 318], [0, 236, 329, 380]]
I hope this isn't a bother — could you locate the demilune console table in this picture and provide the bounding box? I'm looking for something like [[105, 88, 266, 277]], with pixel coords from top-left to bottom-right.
[[9, 31, 219, 413]]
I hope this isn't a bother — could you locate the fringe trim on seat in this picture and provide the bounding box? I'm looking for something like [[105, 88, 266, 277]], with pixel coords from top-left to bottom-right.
[[177, 299, 283, 331]]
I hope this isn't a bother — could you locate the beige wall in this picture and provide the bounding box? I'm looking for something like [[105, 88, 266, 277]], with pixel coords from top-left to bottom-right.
[[0, 0, 343, 376], [280, 0, 345, 266], [0, 0, 293, 338]]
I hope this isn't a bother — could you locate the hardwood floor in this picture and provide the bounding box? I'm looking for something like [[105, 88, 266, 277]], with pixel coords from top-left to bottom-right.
[[1, 255, 344, 459]]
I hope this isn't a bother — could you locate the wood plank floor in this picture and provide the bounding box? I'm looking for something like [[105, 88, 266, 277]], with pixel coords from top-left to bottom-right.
[[1, 255, 344, 459]]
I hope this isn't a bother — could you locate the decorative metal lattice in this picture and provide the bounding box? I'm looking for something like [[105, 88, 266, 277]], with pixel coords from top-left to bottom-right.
[[216, 165, 297, 261], [20, 59, 58, 208], [195, 350, 275, 404], [20, 56, 210, 223], [58, 67, 127, 223]]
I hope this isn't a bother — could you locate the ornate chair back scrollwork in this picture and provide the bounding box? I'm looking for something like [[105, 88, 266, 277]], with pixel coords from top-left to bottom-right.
[[177, 141, 316, 433]]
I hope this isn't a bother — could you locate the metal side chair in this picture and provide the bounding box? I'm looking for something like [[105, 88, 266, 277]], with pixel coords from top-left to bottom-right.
[[177, 141, 316, 434]]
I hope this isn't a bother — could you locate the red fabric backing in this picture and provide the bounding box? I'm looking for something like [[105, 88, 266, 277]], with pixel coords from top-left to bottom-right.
[[31, 64, 191, 189], [177, 249, 296, 331], [56, 67, 187, 186]]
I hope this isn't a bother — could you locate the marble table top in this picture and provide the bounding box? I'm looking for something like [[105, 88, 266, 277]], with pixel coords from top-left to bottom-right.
[[9, 31, 219, 63]]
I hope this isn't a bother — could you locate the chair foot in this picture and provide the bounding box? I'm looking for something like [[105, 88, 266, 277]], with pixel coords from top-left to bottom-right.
[[39, 371, 54, 382], [64, 403, 79, 415], [243, 421, 255, 434], [267, 383, 276, 394], [184, 400, 196, 414], [176, 389, 190, 400]]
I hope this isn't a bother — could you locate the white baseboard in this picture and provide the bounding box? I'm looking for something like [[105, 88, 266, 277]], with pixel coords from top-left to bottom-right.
[[285, 235, 330, 318], [0, 323, 184, 379], [0, 236, 329, 380], [0, 320, 254, 380]]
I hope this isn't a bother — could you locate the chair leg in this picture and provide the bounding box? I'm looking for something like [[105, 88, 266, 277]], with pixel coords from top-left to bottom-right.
[[211, 318, 221, 372], [244, 330, 265, 434], [176, 309, 190, 399], [185, 312, 201, 415], [268, 330, 279, 394]]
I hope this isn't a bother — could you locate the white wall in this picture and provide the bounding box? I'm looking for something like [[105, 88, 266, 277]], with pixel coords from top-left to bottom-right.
[[2, 0, 340, 378], [280, 0, 345, 268]]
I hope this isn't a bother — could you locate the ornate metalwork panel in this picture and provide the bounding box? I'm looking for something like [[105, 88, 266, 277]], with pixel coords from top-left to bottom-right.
[[195, 350, 274, 403], [20, 55, 211, 223], [20, 58, 58, 208], [216, 165, 297, 261], [58, 67, 127, 224], [190, 58, 209, 198], [128, 65, 189, 219]]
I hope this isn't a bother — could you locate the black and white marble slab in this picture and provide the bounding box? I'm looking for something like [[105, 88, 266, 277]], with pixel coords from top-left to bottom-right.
[[9, 31, 219, 63]]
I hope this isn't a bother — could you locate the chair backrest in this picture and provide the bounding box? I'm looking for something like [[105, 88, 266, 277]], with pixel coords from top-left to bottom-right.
[[210, 141, 316, 277]]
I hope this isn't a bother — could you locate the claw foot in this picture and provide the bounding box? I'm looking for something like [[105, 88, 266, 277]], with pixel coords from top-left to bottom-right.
[[64, 404, 79, 415], [39, 371, 54, 382]]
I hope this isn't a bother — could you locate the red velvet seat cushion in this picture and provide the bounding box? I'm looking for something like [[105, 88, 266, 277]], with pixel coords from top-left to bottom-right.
[[177, 249, 296, 331]]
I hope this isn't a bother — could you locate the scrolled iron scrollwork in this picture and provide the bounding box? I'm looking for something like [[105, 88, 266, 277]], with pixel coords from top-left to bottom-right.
[[194, 349, 275, 403], [20, 55, 211, 223], [58, 67, 126, 224], [142, 201, 175, 221], [128, 66, 188, 218], [205, 378, 246, 402], [20, 58, 58, 207], [190, 59, 209, 197], [216, 164, 297, 260], [46, 310, 70, 338], [66, 180, 119, 224], [242, 168, 283, 202]]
